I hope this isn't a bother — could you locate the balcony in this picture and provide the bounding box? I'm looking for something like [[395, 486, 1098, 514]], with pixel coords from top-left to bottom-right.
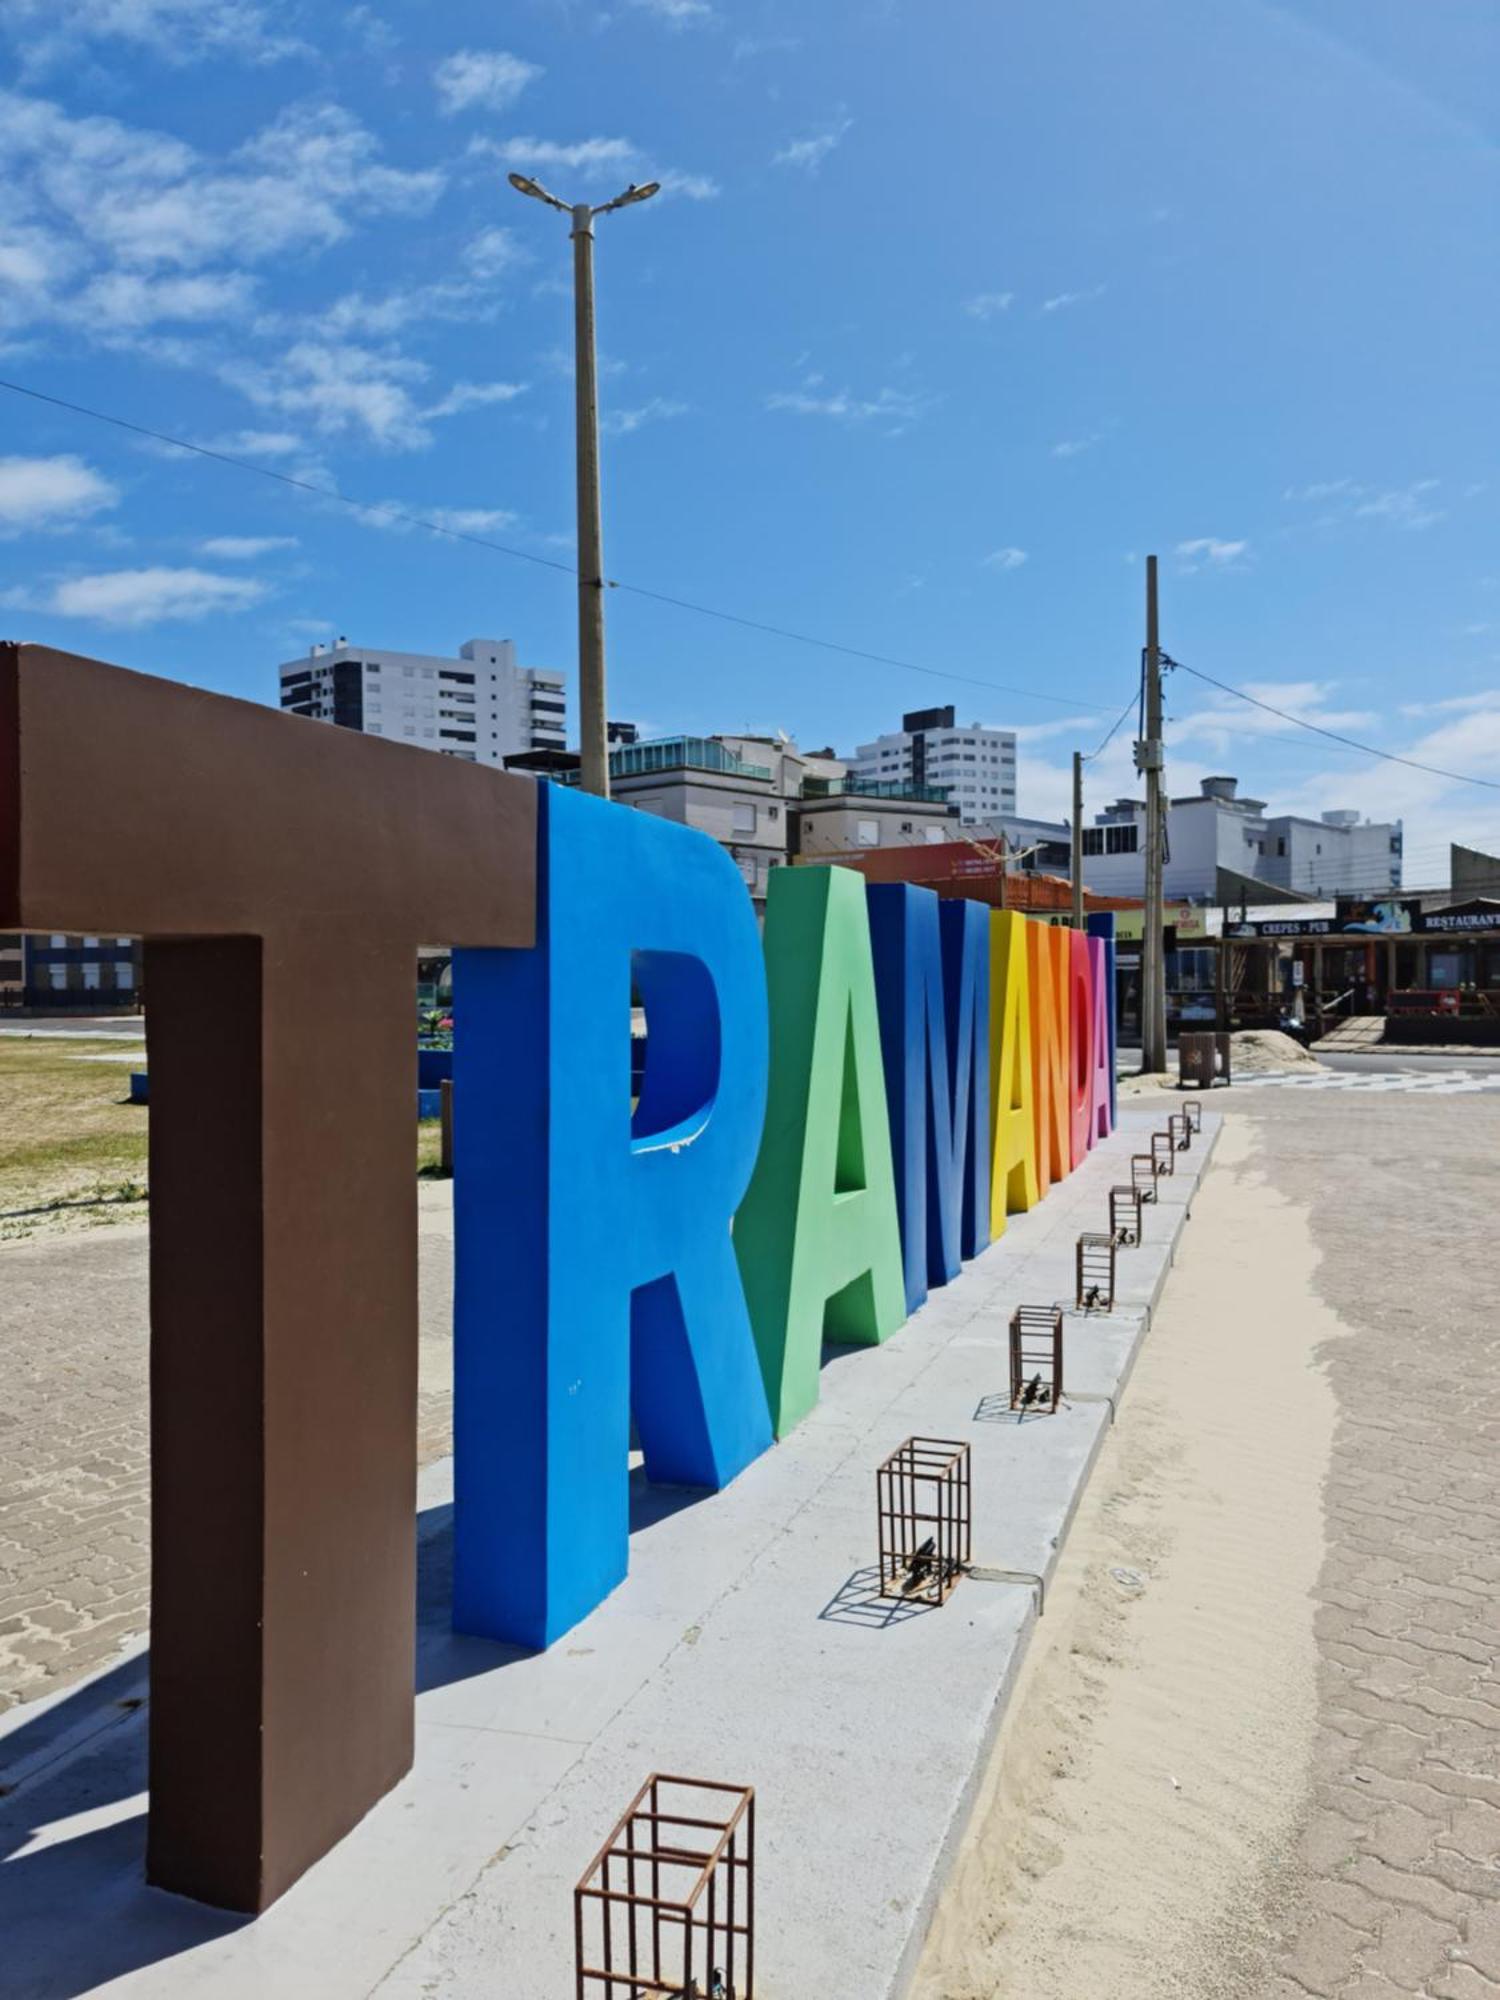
[[801, 775, 953, 804], [558, 736, 774, 785]]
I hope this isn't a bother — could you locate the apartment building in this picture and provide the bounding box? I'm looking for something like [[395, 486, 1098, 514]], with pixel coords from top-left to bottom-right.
[[277, 636, 565, 767], [849, 705, 1018, 825], [1080, 775, 1403, 902]]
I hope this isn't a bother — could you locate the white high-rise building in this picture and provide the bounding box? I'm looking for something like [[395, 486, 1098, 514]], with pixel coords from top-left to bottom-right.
[[849, 705, 1018, 825], [277, 636, 566, 767]]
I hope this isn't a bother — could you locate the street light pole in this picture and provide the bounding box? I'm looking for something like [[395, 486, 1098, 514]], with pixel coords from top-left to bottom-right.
[[570, 203, 607, 798], [508, 173, 661, 800]]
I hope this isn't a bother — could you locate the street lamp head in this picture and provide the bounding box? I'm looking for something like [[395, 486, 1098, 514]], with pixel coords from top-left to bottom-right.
[[599, 181, 661, 213], [507, 171, 568, 211]]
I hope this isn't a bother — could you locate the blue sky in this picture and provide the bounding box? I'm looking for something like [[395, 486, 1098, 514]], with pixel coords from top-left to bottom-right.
[[1, 0, 1498, 887]]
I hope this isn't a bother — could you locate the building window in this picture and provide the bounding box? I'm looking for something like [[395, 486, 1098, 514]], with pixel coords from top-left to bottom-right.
[[1082, 829, 1104, 856], [733, 803, 757, 835], [857, 819, 880, 847]]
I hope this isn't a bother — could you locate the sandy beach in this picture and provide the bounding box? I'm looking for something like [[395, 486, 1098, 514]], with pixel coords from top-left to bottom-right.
[[914, 1076, 1500, 1999]]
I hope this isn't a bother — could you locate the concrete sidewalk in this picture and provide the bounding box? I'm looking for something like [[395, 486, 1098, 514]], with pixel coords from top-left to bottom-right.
[[0, 1110, 1217, 1999]]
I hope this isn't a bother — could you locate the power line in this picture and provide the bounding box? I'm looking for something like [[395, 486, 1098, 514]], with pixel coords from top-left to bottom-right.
[[1084, 687, 1139, 762], [0, 374, 1105, 716], [1163, 652, 1500, 794]]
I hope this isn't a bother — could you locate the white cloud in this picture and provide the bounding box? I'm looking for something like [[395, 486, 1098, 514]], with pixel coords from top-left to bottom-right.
[[1399, 691, 1500, 720], [0, 93, 443, 285], [765, 383, 934, 427], [733, 31, 799, 56], [199, 428, 304, 457], [1051, 432, 1102, 459], [464, 225, 522, 279], [225, 340, 433, 449], [3, 0, 306, 70], [424, 379, 529, 420], [425, 508, 519, 536], [630, 0, 712, 20], [433, 49, 541, 116], [1175, 536, 1250, 570], [773, 117, 852, 174], [32, 565, 268, 624], [1354, 480, 1444, 531], [476, 134, 715, 200], [984, 546, 1028, 572], [486, 134, 639, 178], [79, 269, 256, 329], [601, 396, 688, 435], [653, 167, 719, 201], [0, 454, 118, 535], [344, 5, 396, 55], [964, 291, 1014, 320], [347, 501, 520, 539], [198, 534, 298, 557], [1041, 284, 1106, 313], [1284, 476, 1446, 532]]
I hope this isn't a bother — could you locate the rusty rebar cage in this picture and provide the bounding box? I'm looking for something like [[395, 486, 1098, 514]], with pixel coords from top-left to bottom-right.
[[1131, 1153, 1159, 1203], [1110, 1182, 1143, 1246], [1076, 1232, 1116, 1312], [1168, 1111, 1191, 1152], [1150, 1129, 1174, 1177], [876, 1436, 971, 1606], [575, 1774, 755, 1999], [1010, 1305, 1064, 1415], [1182, 1098, 1203, 1136]]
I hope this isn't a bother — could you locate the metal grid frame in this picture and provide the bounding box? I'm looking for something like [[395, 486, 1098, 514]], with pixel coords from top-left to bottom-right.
[[1110, 1182, 1144, 1246], [1168, 1111, 1191, 1152], [1131, 1153, 1160, 1203], [1150, 1129, 1175, 1177], [1076, 1231, 1116, 1312], [1010, 1304, 1064, 1415], [876, 1436, 971, 1606], [575, 1773, 755, 1999]]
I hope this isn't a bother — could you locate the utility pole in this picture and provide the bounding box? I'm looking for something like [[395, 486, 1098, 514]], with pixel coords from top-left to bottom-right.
[[1137, 554, 1169, 1074], [508, 171, 661, 799], [1070, 749, 1085, 929], [570, 202, 607, 798]]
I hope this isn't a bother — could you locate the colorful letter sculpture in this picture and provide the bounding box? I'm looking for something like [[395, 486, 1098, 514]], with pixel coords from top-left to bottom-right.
[[988, 909, 1039, 1237], [0, 641, 1122, 1914], [1089, 912, 1119, 1133], [940, 898, 992, 1262], [734, 865, 906, 1437], [1088, 933, 1114, 1141], [451, 786, 774, 1648], [867, 884, 962, 1314], [1067, 927, 1094, 1170], [0, 642, 537, 1913], [1027, 919, 1071, 1196]]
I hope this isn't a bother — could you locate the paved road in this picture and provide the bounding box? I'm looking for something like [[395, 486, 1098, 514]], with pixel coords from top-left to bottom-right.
[[1315, 1047, 1500, 1076], [1226, 1078, 1500, 1998]]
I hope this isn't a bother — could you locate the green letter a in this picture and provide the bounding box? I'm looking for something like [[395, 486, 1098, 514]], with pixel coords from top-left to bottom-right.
[[734, 866, 906, 1437]]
